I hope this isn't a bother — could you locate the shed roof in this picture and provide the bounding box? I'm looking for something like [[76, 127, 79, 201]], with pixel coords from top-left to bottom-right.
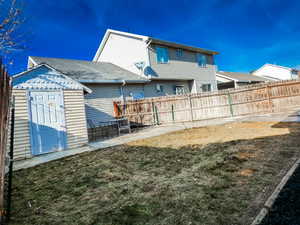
[[13, 64, 92, 93], [216, 71, 270, 82], [29, 56, 149, 84]]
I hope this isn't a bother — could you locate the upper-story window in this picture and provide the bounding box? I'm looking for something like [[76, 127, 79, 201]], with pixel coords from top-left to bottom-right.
[[197, 53, 207, 67], [156, 47, 169, 63], [176, 49, 183, 58]]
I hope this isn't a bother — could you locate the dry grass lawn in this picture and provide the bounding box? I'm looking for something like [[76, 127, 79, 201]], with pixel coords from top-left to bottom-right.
[[10, 121, 300, 225]]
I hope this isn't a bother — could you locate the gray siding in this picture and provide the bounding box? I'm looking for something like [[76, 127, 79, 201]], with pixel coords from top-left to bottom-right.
[[144, 80, 190, 97], [84, 83, 148, 125], [123, 84, 145, 100], [84, 84, 122, 125], [84, 81, 196, 124], [148, 44, 217, 91]]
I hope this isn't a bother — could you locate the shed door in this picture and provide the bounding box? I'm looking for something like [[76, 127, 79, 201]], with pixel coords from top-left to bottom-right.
[[29, 91, 67, 155]]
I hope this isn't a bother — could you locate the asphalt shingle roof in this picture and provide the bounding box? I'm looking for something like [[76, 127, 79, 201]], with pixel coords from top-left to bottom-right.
[[30, 56, 148, 83], [217, 71, 270, 82]]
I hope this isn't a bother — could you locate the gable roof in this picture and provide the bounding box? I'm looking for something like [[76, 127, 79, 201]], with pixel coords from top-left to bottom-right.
[[13, 64, 92, 93], [93, 29, 219, 62], [216, 71, 270, 82], [252, 63, 299, 74], [29, 56, 149, 84]]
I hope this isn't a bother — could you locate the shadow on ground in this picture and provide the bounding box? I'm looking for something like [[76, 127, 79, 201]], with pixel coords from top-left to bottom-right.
[[259, 122, 300, 225]]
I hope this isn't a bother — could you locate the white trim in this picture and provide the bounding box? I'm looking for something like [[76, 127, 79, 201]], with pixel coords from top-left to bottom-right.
[[79, 79, 149, 84], [216, 73, 239, 82]]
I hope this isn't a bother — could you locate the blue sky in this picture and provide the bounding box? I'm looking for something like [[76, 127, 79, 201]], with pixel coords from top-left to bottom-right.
[[6, 0, 300, 74]]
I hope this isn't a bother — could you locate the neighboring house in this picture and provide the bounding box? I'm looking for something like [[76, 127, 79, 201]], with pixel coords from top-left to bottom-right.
[[93, 29, 219, 94], [252, 64, 300, 81], [11, 64, 91, 160], [216, 71, 270, 90]]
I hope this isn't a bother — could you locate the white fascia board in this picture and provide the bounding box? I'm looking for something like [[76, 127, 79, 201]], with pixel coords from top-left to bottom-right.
[[215, 73, 238, 82], [79, 79, 150, 84], [93, 29, 149, 62], [28, 56, 38, 69]]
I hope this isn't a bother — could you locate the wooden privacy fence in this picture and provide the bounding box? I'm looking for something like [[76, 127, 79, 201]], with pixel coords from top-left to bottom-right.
[[114, 80, 300, 126], [0, 61, 11, 222]]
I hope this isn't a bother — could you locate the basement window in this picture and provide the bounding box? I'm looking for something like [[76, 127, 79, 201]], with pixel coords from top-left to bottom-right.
[[174, 85, 185, 95], [202, 84, 212, 92]]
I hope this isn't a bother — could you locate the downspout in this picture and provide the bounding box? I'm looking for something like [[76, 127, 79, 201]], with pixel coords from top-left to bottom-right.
[[120, 80, 127, 116], [145, 38, 152, 78]]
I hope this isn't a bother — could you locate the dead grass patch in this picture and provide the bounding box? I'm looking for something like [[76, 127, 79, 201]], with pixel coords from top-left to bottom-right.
[[9, 121, 300, 225], [239, 169, 255, 177]]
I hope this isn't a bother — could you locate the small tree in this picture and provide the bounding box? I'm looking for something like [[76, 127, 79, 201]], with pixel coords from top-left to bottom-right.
[[0, 0, 25, 58]]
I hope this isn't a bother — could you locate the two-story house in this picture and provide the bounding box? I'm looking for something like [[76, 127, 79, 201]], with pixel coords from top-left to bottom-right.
[[94, 29, 219, 95], [26, 29, 219, 126]]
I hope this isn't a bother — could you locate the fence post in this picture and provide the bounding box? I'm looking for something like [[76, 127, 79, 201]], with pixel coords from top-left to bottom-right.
[[227, 91, 234, 117], [151, 100, 156, 125], [154, 105, 160, 125], [188, 95, 194, 121], [6, 97, 15, 223], [171, 104, 175, 123], [266, 85, 273, 113]]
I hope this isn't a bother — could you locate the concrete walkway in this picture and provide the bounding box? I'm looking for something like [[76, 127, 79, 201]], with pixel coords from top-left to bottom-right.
[[13, 108, 300, 171]]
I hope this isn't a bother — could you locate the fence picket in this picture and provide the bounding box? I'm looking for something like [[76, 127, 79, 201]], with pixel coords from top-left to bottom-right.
[[114, 80, 300, 126]]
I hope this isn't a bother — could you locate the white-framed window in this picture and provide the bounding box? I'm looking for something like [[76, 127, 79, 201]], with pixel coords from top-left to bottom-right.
[[292, 69, 298, 75], [197, 53, 207, 67], [291, 69, 299, 79], [176, 49, 183, 58], [156, 47, 169, 63], [174, 85, 185, 95], [202, 83, 212, 92], [156, 84, 164, 93]]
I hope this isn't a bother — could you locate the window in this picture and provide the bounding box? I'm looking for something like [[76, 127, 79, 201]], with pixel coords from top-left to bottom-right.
[[156, 47, 169, 63], [132, 92, 145, 100], [174, 85, 185, 95], [202, 84, 212, 92], [156, 84, 164, 93], [292, 69, 298, 75], [197, 53, 207, 67], [176, 49, 183, 58]]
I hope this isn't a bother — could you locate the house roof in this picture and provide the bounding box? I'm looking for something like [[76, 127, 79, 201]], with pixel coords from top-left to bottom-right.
[[251, 63, 299, 74], [217, 71, 270, 82], [93, 29, 219, 61], [150, 38, 219, 55], [29, 56, 149, 84]]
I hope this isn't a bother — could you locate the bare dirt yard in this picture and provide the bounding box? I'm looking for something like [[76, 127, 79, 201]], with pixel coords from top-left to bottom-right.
[[10, 121, 300, 225]]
